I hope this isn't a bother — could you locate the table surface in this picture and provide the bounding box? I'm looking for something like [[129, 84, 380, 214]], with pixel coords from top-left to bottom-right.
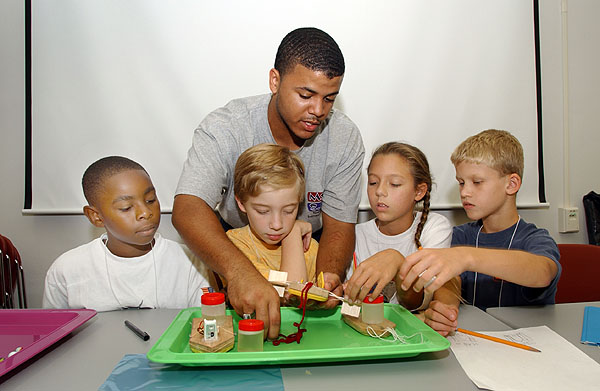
[[0, 305, 510, 391], [487, 301, 600, 363]]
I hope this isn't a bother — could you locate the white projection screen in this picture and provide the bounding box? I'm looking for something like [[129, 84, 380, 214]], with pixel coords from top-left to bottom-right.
[[26, 0, 544, 213]]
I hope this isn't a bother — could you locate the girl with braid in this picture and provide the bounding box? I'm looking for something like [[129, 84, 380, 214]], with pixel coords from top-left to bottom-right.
[[344, 142, 461, 336]]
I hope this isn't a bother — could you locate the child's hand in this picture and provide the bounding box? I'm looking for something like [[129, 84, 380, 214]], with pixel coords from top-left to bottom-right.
[[316, 272, 343, 309], [398, 247, 467, 294], [344, 249, 404, 304], [291, 220, 313, 252], [422, 300, 459, 337]]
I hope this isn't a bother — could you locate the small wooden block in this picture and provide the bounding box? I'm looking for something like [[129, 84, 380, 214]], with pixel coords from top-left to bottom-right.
[[342, 314, 396, 337], [189, 316, 235, 353]]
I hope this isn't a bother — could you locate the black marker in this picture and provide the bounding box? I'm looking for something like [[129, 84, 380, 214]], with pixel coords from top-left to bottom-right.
[[124, 320, 150, 341]]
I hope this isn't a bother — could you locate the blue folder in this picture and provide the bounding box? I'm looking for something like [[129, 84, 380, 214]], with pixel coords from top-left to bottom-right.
[[581, 306, 600, 346]]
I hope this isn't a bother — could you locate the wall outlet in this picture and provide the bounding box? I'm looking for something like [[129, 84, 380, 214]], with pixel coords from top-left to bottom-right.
[[558, 207, 579, 233]]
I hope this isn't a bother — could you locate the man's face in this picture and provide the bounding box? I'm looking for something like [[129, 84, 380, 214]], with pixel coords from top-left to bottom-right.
[[92, 169, 161, 257], [236, 185, 300, 246], [268, 64, 343, 148]]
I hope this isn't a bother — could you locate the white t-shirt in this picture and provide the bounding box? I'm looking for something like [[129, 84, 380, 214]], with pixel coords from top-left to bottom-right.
[[347, 212, 453, 308], [43, 234, 210, 311]]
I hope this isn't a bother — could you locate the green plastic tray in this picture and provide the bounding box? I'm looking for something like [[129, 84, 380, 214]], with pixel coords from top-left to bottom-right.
[[147, 304, 450, 366]]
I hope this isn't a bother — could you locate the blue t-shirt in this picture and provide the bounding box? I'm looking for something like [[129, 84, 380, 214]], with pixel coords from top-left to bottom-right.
[[452, 219, 561, 310]]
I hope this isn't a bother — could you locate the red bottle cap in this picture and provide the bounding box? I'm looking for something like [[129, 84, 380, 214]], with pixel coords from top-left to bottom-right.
[[363, 294, 384, 304], [238, 319, 264, 332], [201, 292, 225, 306]]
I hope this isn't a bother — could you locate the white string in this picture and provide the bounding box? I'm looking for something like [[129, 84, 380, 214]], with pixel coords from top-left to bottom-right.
[[473, 216, 520, 308], [103, 233, 158, 309], [328, 291, 345, 302], [366, 326, 424, 344]]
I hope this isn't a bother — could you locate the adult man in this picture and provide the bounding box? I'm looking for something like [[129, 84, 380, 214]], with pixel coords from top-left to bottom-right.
[[173, 27, 364, 339]]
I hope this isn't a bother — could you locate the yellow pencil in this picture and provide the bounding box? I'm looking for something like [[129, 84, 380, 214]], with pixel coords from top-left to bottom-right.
[[456, 328, 541, 352]]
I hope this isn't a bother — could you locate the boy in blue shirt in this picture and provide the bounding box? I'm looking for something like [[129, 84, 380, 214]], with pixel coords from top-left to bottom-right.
[[398, 129, 561, 332]]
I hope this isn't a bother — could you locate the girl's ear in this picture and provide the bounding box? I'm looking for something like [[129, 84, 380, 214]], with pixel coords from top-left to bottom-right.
[[83, 205, 104, 228], [506, 173, 522, 195], [235, 196, 247, 213], [414, 183, 428, 202]]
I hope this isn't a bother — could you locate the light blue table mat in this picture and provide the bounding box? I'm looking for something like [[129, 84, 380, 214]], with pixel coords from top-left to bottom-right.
[[99, 354, 284, 391]]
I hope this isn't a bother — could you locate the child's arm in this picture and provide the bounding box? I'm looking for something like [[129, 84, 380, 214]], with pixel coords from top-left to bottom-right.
[[279, 220, 312, 282], [345, 249, 415, 304], [344, 248, 427, 309], [399, 247, 558, 294], [421, 276, 461, 336], [186, 257, 213, 307], [42, 268, 69, 309]]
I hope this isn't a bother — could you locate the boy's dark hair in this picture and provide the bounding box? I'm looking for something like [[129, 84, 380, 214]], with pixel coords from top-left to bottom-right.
[[274, 27, 345, 79], [82, 156, 147, 205]]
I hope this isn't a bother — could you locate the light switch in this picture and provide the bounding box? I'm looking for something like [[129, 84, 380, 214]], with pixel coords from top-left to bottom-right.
[[558, 207, 579, 233]]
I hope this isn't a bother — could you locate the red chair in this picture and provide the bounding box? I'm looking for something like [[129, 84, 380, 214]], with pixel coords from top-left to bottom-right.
[[0, 234, 27, 308], [555, 244, 600, 303]]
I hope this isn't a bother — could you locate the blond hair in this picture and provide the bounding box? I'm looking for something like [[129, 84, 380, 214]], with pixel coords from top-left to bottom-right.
[[450, 129, 524, 178], [234, 143, 305, 202], [369, 142, 432, 248]]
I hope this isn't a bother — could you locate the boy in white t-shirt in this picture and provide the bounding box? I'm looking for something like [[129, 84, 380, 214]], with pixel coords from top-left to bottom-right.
[[43, 156, 210, 311]]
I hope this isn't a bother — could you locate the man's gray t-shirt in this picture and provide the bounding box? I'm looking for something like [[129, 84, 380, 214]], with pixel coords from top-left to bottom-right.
[[176, 94, 365, 231]]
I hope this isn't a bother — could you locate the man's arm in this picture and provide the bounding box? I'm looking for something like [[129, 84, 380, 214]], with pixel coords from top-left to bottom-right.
[[399, 247, 559, 294], [172, 194, 281, 339], [316, 212, 355, 308]]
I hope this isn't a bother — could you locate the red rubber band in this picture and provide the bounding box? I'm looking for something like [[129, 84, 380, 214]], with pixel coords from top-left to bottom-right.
[[272, 282, 313, 346]]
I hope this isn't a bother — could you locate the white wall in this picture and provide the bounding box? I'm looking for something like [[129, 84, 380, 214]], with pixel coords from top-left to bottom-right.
[[564, 0, 600, 235], [1, 0, 598, 308]]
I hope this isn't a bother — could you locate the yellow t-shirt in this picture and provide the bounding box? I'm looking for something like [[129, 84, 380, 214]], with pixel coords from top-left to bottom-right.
[[226, 225, 318, 282]]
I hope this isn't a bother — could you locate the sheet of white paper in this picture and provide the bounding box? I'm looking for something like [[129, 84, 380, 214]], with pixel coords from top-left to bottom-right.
[[448, 325, 600, 391]]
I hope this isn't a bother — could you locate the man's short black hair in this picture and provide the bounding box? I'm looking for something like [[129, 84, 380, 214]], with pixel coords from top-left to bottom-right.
[[274, 27, 345, 79], [82, 156, 147, 205]]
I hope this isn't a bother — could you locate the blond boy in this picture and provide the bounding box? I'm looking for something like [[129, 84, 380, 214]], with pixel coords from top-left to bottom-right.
[[225, 144, 318, 284], [399, 130, 561, 326]]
